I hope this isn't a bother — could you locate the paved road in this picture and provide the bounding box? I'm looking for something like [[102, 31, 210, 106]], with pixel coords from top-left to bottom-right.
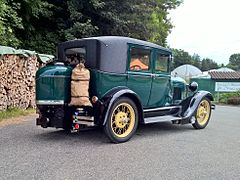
[[0, 105, 240, 180]]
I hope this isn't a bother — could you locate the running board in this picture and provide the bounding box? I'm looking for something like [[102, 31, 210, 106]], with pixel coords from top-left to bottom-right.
[[144, 115, 182, 124], [143, 105, 182, 118], [143, 105, 181, 113]]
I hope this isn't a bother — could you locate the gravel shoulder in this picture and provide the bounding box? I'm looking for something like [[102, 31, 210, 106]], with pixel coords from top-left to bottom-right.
[[0, 113, 37, 127]]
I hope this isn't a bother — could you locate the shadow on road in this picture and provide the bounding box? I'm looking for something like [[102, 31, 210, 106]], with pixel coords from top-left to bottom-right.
[[33, 122, 193, 144], [34, 127, 107, 144], [136, 122, 193, 137]]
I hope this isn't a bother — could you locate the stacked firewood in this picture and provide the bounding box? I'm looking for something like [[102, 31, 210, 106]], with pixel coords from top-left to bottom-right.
[[0, 54, 43, 111]]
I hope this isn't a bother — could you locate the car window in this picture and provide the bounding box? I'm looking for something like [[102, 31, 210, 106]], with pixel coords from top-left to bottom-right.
[[129, 47, 151, 71], [65, 47, 86, 66], [155, 53, 168, 73]]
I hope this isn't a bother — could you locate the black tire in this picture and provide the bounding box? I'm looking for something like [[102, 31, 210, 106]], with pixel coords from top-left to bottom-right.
[[192, 98, 211, 129], [104, 97, 138, 143]]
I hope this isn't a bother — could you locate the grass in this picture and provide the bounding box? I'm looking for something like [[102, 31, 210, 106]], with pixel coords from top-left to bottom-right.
[[0, 107, 35, 121]]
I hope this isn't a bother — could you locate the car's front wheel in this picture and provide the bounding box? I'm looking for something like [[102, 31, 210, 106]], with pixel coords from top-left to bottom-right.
[[104, 97, 138, 143], [192, 98, 211, 129]]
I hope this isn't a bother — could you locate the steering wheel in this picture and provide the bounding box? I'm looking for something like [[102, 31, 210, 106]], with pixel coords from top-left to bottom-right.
[[130, 65, 142, 70]]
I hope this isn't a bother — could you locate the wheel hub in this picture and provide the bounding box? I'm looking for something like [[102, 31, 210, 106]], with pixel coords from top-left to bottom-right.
[[198, 106, 206, 119], [115, 112, 129, 128]]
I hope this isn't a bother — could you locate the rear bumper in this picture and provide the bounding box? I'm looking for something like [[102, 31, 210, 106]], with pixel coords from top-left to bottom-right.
[[36, 100, 64, 105]]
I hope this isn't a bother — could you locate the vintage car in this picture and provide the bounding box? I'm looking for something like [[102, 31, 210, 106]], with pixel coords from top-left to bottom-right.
[[36, 36, 214, 143]]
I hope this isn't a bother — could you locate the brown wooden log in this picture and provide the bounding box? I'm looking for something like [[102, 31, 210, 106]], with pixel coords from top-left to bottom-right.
[[0, 54, 45, 110]]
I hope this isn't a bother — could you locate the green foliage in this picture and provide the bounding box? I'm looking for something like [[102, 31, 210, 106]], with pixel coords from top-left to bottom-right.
[[227, 53, 240, 71], [0, 0, 182, 54], [0, 107, 35, 121], [14, 0, 54, 53], [172, 48, 219, 71], [172, 49, 192, 69], [217, 91, 240, 104], [192, 53, 201, 68], [0, 0, 23, 47], [201, 58, 218, 71], [148, 0, 182, 46]]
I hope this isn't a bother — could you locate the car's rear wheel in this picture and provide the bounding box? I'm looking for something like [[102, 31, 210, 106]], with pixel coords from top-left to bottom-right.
[[192, 98, 211, 129], [104, 97, 138, 143]]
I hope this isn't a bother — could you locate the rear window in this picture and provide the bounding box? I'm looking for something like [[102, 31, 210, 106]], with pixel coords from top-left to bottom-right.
[[65, 47, 86, 66]]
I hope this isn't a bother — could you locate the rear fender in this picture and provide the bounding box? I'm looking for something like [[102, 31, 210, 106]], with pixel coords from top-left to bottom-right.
[[180, 91, 214, 122], [101, 87, 143, 126]]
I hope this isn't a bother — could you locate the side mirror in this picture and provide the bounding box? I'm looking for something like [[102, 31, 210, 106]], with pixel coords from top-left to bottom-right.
[[189, 81, 198, 92], [169, 55, 174, 72], [169, 55, 174, 63]]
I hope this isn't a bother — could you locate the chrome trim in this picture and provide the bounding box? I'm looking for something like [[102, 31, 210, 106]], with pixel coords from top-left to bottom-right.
[[55, 62, 64, 65], [73, 115, 94, 121], [144, 115, 182, 124], [74, 121, 95, 126], [143, 106, 181, 113], [211, 104, 216, 110], [36, 100, 64, 105], [39, 75, 70, 78], [73, 116, 95, 126]]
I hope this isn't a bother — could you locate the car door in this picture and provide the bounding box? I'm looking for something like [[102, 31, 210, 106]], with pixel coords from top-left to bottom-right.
[[126, 45, 153, 108], [148, 50, 171, 108]]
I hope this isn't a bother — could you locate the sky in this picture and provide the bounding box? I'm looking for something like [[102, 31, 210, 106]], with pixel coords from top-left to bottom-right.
[[167, 0, 240, 65]]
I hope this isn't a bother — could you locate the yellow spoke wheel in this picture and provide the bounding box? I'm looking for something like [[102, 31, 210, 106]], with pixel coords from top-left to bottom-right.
[[111, 103, 135, 138], [193, 98, 211, 129], [104, 97, 138, 143]]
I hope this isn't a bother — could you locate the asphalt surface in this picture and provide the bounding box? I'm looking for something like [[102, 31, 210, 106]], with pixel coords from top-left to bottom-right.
[[0, 105, 240, 180]]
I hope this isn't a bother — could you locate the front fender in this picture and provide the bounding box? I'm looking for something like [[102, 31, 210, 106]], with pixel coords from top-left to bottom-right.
[[101, 87, 143, 126], [181, 90, 214, 123]]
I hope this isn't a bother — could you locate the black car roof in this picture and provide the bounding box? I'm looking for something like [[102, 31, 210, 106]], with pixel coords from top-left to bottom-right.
[[67, 36, 171, 53], [58, 36, 171, 73]]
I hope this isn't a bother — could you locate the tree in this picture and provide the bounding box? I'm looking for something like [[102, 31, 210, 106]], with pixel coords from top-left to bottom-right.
[[13, 0, 55, 53], [0, 0, 182, 54], [227, 53, 240, 71], [57, 0, 182, 45], [171, 49, 219, 71], [201, 58, 218, 71], [148, 0, 182, 46], [192, 53, 201, 69], [171, 49, 192, 69], [0, 0, 23, 47]]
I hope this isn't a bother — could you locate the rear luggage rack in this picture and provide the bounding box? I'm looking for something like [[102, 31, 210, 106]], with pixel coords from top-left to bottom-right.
[[71, 107, 95, 131], [73, 115, 94, 126]]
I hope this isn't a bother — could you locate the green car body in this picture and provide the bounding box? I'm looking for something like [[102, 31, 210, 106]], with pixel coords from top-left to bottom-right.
[[36, 36, 214, 143]]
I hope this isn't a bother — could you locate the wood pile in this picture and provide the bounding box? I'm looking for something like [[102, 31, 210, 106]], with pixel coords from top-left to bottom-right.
[[0, 54, 43, 111]]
